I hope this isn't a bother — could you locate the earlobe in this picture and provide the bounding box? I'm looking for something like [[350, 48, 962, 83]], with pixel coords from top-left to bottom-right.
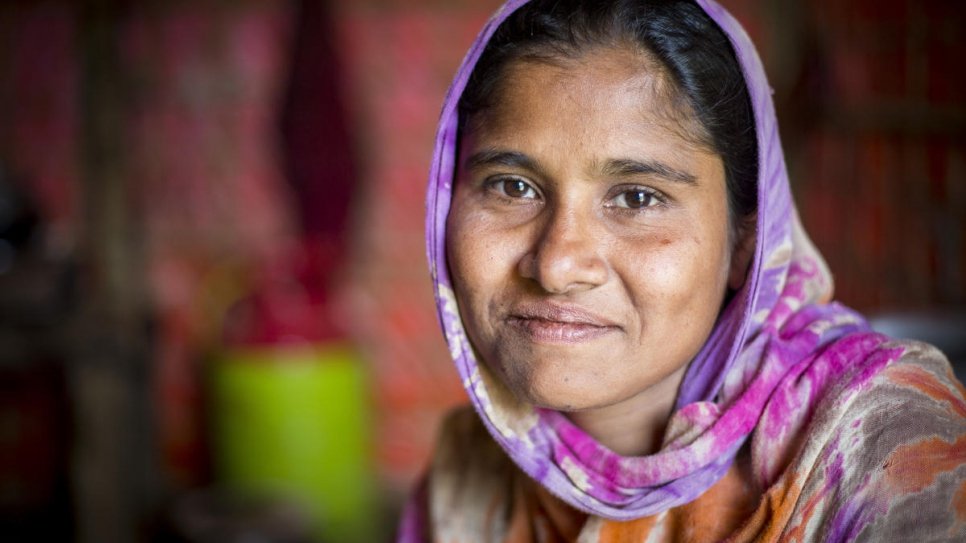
[[728, 214, 757, 290]]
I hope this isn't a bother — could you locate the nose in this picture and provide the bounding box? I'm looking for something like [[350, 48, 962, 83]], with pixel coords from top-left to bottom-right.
[[518, 207, 608, 294]]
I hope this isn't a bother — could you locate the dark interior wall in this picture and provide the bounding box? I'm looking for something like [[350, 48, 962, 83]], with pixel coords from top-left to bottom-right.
[[737, 0, 966, 310]]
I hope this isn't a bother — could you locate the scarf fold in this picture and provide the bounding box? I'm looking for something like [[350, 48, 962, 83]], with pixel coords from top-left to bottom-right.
[[420, 0, 905, 523]]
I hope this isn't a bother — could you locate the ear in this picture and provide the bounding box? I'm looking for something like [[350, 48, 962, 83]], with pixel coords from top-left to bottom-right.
[[728, 214, 757, 291]]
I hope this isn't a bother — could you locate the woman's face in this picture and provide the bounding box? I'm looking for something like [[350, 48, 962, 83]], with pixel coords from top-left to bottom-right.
[[447, 46, 744, 417]]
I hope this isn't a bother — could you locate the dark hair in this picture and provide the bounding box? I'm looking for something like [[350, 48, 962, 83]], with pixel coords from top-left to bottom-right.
[[459, 0, 758, 227]]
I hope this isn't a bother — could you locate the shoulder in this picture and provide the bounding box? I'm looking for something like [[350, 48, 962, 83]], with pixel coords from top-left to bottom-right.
[[793, 337, 964, 449], [849, 339, 965, 442], [796, 339, 966, 541], [850, 340, 966, 540]]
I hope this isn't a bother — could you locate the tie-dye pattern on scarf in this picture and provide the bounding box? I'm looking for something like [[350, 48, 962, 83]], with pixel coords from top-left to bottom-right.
[[401, 0, 966, 541]]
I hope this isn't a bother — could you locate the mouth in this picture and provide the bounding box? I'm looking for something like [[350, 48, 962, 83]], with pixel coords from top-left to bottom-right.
[[506, 302, 621, 344]]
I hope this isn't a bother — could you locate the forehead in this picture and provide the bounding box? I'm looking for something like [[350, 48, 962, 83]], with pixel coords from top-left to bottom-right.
[[467, 45, 707, 151], [463, 46, 710, 158]]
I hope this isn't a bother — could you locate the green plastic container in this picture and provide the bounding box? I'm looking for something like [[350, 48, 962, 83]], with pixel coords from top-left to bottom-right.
[[211, 343, 375, 542]]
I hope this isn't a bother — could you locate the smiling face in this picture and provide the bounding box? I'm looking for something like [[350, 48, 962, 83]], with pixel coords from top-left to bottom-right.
[[446, 46, 745, 452]]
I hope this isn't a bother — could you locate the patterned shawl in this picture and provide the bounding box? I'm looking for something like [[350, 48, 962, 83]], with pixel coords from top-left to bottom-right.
[[401, 0, 966, 540]]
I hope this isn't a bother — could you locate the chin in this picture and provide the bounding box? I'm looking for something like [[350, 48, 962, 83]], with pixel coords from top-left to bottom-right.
[[504, 362, 621, 413]]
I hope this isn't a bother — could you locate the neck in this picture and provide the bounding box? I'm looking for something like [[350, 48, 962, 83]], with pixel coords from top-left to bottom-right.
[[567, 365, 687, 456]]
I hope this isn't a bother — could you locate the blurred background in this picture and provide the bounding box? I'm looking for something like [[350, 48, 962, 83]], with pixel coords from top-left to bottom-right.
[[0, 0, 962, 541]]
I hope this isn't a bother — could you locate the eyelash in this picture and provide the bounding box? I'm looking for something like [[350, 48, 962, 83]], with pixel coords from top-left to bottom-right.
[[483, 176, 668, 211]]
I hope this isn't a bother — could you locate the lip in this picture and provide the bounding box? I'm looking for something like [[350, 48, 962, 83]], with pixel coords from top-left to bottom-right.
[[506, 302, 621, 344]]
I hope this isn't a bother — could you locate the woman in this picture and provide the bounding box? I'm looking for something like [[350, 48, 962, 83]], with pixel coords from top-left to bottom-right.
[[401, 0, 966, 541]]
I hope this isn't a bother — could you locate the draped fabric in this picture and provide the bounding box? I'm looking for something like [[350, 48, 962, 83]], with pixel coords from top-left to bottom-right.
[[400, 0, 966, 541]]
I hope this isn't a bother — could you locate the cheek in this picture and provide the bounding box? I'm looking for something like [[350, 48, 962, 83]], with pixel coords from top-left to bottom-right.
[[445, 195, 523, 328], [447, 183, 541, 281], [446, 206, 484, 300], [621, 225, 731, 314], [448, 209, 504, 286]]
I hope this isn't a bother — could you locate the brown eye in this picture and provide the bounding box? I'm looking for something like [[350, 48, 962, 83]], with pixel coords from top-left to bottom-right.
[[504, 179, 532, 198], [488, 177, 539, 200], [618, 188, 655, 209]]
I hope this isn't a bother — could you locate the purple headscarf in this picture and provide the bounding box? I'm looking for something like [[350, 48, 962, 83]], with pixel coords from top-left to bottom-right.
[[420, 0, 902, 521]]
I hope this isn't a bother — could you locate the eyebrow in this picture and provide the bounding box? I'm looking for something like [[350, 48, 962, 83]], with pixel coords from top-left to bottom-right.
[[464, 149, 697, 185], [464, 150, 547, 177], [602, 158, 698, 184]]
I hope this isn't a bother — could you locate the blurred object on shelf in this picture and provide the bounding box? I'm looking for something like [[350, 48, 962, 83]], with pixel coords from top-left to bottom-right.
[[0, 172, 76, 326], [210, 345, 371, 543], [0, 168, 39, 257]]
